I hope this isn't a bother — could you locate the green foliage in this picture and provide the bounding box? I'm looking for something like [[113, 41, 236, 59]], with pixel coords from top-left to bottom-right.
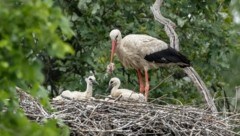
[[221, 0, 240, 110], [231, 0, 240, 25], [0, 110, 69, 136], [0, 0, 73, 135]]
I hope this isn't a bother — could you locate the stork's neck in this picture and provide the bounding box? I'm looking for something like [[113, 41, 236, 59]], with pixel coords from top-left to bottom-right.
[[116, 34, 123, 46], [116, 40, 121, 48], [114, 83, 120, 90], [115, 37, 124, 56], [111, 83, 120, 96], [85, 82, 93, 97], [115, 40, 125, 66]]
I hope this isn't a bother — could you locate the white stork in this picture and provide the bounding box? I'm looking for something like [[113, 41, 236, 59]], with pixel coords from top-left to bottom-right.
[[109, 29, 190, 101]]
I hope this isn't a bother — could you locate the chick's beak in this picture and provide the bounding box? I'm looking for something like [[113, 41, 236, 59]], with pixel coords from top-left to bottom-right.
[[93, 80, 99, 85], [106, 84, 113, 93]]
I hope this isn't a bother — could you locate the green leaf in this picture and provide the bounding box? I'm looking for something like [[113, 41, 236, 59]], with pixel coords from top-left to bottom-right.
[[92, 3, 100, 15]]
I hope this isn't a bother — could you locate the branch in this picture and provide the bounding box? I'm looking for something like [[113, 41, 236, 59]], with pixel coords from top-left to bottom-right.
[[150, 0, 179, 51], [150, 0, 218, 113], [183, 67, 218, 113]]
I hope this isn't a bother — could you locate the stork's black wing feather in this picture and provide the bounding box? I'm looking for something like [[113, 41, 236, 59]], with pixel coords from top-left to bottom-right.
[[144, 47, 190, 67]]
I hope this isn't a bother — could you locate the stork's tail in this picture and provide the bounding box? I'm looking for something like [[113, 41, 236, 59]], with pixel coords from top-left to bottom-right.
[[144, 47, 191, 67], [184, 66, 218, 113]]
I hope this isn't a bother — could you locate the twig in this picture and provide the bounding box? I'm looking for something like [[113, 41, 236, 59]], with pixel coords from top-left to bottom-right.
[[114, 95, 123, 102], [235, 86, 240, 112], [33, 101, 49, 117], [149, 73, 173, 92]]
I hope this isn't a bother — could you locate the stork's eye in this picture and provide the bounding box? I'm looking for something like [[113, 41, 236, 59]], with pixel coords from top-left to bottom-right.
[[110, 81, 114, 84], [115, 35, 118, 40], [89, 78, 92, 81]]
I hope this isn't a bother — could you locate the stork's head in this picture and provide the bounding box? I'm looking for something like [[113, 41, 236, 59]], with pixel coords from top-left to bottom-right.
[[85, 75, 98, 85], [109, 29, 122, 63], [107, 77, 121, 93]]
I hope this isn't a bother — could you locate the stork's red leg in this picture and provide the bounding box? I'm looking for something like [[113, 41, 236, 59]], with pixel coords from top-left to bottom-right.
[[144, 68, 149, 101], [136, 69, 144, 94]]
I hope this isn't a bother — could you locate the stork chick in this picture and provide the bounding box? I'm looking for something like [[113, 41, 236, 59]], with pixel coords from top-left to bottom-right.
[[53, 75, 98, 101], [107, 77, 145, 102]]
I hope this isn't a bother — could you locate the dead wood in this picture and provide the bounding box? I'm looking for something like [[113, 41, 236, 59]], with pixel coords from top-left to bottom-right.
[[150, 0, 218, 113], [17, 88, 240, 136]]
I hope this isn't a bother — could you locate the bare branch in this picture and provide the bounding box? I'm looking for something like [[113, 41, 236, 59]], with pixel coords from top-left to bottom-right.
[[150, 0, 218, 113], [150, 0, 179, 50], [183, 67, 218, 113]]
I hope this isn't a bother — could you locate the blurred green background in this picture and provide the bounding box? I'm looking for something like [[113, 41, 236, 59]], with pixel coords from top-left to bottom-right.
[[0, 0, 240, 135]]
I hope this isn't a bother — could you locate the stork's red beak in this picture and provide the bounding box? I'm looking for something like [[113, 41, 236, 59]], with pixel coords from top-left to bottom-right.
[[110, 40, 116, 63]]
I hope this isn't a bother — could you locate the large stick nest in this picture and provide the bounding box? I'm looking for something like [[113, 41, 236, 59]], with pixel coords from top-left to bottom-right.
[[17, 88, 240, 136]]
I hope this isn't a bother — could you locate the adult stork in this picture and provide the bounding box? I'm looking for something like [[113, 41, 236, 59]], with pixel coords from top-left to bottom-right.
[[108, 29, 190, 101]]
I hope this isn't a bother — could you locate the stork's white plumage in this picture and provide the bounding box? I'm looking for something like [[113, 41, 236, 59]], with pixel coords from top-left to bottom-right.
[[107, 77, 145, 102], [53, 75, 98, 101], [109, 29, 190, 101]]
